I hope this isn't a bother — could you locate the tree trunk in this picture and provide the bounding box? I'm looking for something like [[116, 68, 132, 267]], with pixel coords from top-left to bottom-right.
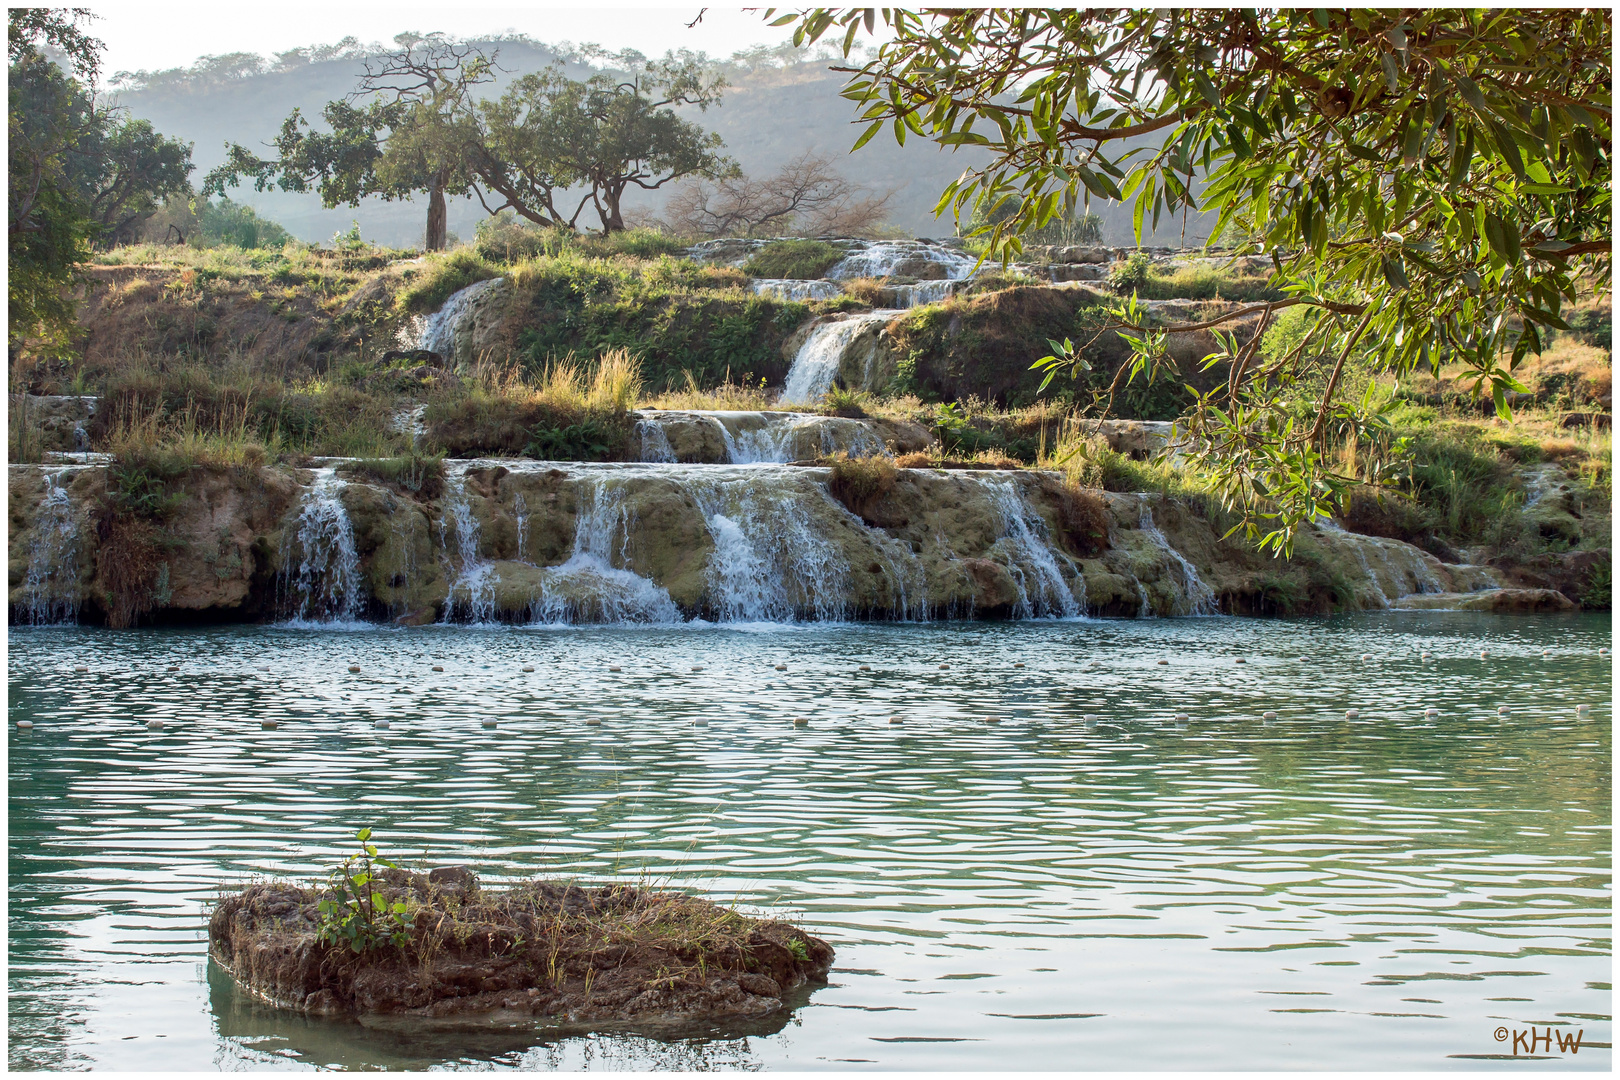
[[425, 172, 448, 251], [601, 183, 626, 234]]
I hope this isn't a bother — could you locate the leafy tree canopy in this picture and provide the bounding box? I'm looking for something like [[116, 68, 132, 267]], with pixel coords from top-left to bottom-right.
[[773, 7, 1611, 551]]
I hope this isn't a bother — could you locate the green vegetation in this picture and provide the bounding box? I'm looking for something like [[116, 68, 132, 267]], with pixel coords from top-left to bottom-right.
[[204, 39, 734, 246], [742, 239, 846, 279], [779, 8, 1611, 552], [315, 829, 414, 954]]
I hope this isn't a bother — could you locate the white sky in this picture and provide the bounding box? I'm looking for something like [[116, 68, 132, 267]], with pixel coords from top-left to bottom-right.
[[78, 3, 801, 76]]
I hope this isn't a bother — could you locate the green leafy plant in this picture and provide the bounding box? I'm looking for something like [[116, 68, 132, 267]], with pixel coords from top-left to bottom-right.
[[786, 937, 810, 962], [1106, 252, 1153, 294], [315, 828, 412, 954]]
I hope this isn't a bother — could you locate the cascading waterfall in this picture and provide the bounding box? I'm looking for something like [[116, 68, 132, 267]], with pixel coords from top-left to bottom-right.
[[284, 469, 364, 622], [781, 311, 899, 403], [528, 480, 681, 625], [637, 419, 678, 464], [437, 469, 498, 623], [751, 278, 844, 301], [826, 241, 978, 282], [688, 472, 853, 622], [1137, 506, 1218, 616], [513, 492, 530, 563], [416, 277, 505, 358], [982, 476, 1084, 619], [19, 471, 82, 625], [1315, 519, 1450, 603]]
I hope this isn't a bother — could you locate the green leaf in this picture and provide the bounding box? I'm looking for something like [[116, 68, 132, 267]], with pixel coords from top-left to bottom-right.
[[851, 120, 884, 152], [1491, 380, 1510, 421], [356, 828, 372, 841]]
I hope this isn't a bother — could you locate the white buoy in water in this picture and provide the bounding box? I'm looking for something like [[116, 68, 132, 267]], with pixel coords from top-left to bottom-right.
[[1421, 652, 1432, 659], [1263, 711, 1277, 721], [1497, 706, 1510, 716], [16, 720, 32, 730], [1479, 650, 1488, 658], [482, 717, 498, 728], [522, 666, 534, 673], [74, 665, 89, 673], [1345, 709, 1360, 719], [1013, 663, 1025, 669], [432, 665, 444, 672], [258, 666, 270, 672], [585, 717, 602, 726], [694, 719, 708, 727], [793, 717, 809, 727], [691, 666, 703, 673], [1541, 649, 1550, 657], [1577, 703, 1591, 714], [939, 663, 950, 670], [1361, 654, 1372, 661], [349, 665, 362, 673], [168, 665, 179, 672], [775, 665, 787, 671], [1601, 648, 1610, 656], [983, 716, 1001, 725], [608, 666, 622, 673], [1234, 658, 1246, 664], [1157, 659, 1169, 666], [147, 718, 164, 729], [859, 665, 871, 672], [889, 715, 904, 724], [1084, 714, 1099, 728], [374, 719, 390, 729], [1425, 708, 1439, 717], [1175, 713, 1190, 724], [1175, 716, 1189, 728]]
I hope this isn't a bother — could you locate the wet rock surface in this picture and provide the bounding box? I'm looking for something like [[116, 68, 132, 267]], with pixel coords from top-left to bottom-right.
[[210, 870, 834, 1033]]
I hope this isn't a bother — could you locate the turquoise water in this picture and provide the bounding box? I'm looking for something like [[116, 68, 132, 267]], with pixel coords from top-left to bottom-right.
[[8, 613, 1612, 1070]]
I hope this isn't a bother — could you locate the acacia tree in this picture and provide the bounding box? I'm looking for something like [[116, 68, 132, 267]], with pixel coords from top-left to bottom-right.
[[203, 36, 496, 251], [772, 8, 1612, 551]]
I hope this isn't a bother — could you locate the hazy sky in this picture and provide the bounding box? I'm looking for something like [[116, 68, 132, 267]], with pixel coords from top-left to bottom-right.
[[80, 3, 801, 76]]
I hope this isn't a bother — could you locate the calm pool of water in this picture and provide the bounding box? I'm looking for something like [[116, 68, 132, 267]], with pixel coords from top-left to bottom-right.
[[8, 613, 1612, 1070]]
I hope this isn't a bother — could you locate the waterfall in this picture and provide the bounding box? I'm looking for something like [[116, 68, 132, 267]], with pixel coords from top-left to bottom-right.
[[284, 469, 364, 623], [1137, 506, 1218, 616], [637, 418, 678, 463], [889, 279, 959, 308], [781, 311, 898, 403], [19, 471, 82, 625], [513, 492, 530, 563], [528, 480, 680, 625], [416, 277, 505, 358], [752, 278, 845, 301], [826, 241, 978, 282], [982, 476, 1083, 619], [687, 472, 852, 622], [437, 469, 498, 623]]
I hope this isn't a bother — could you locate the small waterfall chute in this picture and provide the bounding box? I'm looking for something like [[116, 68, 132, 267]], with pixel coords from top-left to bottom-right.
[[1137, 505, 1218, 616], [781, 311, 898, 404], [284, 469, 365, 623], [528, 477, 680, 625], [752, 278, 844, 301], [415, 277, 506, 359], [982, 475, 1084, 619], [437, 468, 498, 623], [19, 470, 83, 626]]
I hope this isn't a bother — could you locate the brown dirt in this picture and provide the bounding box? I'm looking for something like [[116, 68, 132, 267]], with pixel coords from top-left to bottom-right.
[[209, 870, 835, 1033]]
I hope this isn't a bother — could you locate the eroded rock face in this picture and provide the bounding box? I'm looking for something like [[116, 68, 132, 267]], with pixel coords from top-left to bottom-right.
[[209, 872, 834, 1032], [9, 458, 1595, 626]]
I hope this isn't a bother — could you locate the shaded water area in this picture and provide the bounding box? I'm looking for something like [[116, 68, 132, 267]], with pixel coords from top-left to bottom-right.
[[8, 613, 1612, 1070]]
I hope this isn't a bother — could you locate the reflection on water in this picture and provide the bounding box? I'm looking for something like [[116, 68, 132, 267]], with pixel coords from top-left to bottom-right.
[[8, 613, 1612, 1070]]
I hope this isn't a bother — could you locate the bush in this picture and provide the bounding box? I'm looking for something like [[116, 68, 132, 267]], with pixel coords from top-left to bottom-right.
[[1042, 477, 1110, 555], [1107, 252, 1154, 293], [743, 240, 845, 279], [423, 351, 640, 460], [397, 250, 501, 314], [825, 451, 897, 506], [823, 386, 871, 418], [342, 453, 446, 499]]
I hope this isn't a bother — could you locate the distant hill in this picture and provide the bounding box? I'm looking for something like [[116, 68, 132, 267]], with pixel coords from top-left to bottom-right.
[[109, 36, 1212, 248]]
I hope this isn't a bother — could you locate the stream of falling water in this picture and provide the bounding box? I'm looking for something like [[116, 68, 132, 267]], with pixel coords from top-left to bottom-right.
[[18, 471, 82, 626], [528, 480, 681, 625], [438, 470, 497, 623], [282, 469, 364, 623], [1139, 506, 1218, 616], [983, 475, 1084, 619], [780, 312, 900, 404]]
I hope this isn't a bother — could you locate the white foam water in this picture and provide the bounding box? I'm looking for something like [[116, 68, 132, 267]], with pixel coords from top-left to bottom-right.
[[19, 471, 82, 625], [983, 475, 1084, 619], [284, 468, 364, 622], [752, 278, 844, 301], [437, 469, 498, 623], [1137, 506, 1218, 616], [781, 311, 899, 403], [417, 277, 505, 358]]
